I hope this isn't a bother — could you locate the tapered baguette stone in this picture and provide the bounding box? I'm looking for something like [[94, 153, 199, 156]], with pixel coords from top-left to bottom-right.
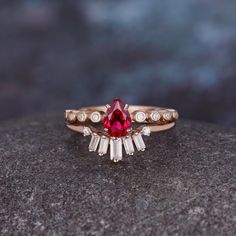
[[98, 136, 109, 156], [110, 138, 122, 162], [123, 136, 134, 155], [89, 134, 100, 152], [133, 133, 146, 151]]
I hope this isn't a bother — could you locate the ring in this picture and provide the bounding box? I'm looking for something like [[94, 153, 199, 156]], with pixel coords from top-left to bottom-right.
[[65, 98, 179, 162]]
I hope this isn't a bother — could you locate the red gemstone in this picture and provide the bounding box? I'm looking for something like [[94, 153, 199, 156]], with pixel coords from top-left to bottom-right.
[[103, 98, 132, 137]]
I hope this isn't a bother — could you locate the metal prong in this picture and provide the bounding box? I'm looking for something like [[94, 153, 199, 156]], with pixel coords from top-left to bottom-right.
[[105, 104, 111, 109], [127, 128, 133, 133], [124, 104, 129, 110]]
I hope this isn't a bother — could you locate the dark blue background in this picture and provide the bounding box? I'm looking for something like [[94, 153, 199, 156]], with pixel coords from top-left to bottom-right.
[[0, 0, 236, 125]]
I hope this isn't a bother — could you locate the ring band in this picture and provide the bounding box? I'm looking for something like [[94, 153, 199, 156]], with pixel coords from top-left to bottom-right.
[[65, 98, 179, 162]]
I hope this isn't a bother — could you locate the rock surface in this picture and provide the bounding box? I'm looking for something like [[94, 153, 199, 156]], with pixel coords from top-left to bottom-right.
[[0, 114, 235, 236]]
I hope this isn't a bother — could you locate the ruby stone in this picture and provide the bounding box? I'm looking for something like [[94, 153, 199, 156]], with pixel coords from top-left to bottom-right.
[[103, 98, 132, 137]]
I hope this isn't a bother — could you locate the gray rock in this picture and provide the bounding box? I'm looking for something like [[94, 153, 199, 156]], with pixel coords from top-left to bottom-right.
[[0, 114, 235, 236]]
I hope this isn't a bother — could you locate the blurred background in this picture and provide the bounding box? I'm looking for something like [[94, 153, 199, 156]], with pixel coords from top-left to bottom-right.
[[0, 0, 236, 125]]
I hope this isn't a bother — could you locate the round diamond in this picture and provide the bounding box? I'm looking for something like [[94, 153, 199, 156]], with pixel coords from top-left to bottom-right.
[[173, 111, 179, 120], [91, 112, 101, 123], [83, 127, 92, 136], [142, 127, 151, 136], [77, 112, 87, 122], [135, 112, 146, 123], [67, 112, 76, 122], [150, 112, 160, 122], [163, 111, 172, 121]]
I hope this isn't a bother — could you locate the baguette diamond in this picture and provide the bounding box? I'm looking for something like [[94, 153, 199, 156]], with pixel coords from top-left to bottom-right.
[[133, 133, 146, 151], [89, 134, 100, 152], [110, 138, 122, 162], [98, 136, 109, 156], [123, 136, 134, 155]]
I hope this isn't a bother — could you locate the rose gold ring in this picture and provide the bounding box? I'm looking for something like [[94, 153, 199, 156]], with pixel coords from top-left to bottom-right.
[[65, 98, 179, 162]]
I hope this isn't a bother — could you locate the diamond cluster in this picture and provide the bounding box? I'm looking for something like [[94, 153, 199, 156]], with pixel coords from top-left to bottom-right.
[[84, 126, 150, 162]]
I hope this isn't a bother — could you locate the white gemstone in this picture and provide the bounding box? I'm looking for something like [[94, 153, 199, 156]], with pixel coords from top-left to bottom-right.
[[89, 134, 100, 152], [135, 112, 146, 122], [173, 111, 179, 119], [67, 112, 76, 122], [110, 138, 122, 162], [78, 112, 87, 122], [91, 112, 101, 123], [133, 133, 146, 151], [83, 127, 92, 136], [98, 136, 109, 156], [142, 127, 151, 136], [163, 111, 172, 121], [150, 112, 161, 122], [123, 136, 134, 155]]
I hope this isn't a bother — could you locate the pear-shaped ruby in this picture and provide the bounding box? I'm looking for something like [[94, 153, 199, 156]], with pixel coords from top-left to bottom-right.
[[104, 98, 132, 137]]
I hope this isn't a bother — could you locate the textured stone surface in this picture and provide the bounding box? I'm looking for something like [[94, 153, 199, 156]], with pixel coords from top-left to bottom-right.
[[0, 114, 236, 235]]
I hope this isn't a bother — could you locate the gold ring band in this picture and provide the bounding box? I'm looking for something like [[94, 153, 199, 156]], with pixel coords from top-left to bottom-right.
[[65, 98, 179, 162]]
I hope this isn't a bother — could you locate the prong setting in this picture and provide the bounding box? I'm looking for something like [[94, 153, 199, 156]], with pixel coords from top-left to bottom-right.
[[124, 104, 129, 110]]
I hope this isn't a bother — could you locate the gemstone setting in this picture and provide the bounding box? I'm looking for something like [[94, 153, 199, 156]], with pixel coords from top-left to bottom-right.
[[133, 133, 146, 151], [103, 98, 132, 137], [78, 112, 87, 122], [67, 111, 76, 122], [98, 136, 109, 156], [135, 111, 146, 123], [91, 112, 101, 123], [142, 127, 151, 136], [123, 136, 135, 155], [110, 138, 123, 162], [80, 99, 156, 162], [89, 134, 100, 152], [150, 111, 161, 122], [83, 127, 92, 136], [163, 111, 172, 121]]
